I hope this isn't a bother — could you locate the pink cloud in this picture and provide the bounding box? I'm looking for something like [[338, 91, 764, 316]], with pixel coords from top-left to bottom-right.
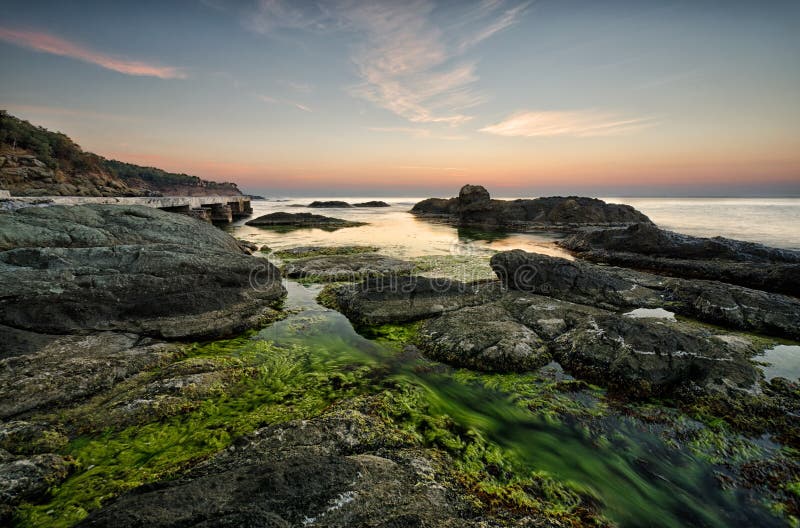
[[0, 27, 186, 79]]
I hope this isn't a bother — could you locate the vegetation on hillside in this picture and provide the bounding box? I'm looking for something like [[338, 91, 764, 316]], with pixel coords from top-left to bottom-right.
[[0, 110, 240, 195]]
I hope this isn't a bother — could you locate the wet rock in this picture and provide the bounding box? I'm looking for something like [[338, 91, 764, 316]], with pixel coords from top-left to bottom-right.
[[664, 278, 800, 340], [76, 408, 486, 528], [412, 184, 651, 230], [490, 250, 800, 340], [0, 450, 71, 522], [245, 212, 364, 229], [283, 253, 415, 282], [552, 312, 759, 397], [323, 276, 503, 324], [561, 223, 800, 296], [418, 302, 550, 372], [274, 245, 378, 259], [0, 332, 178, 418], [490, 249, 663, 309], [307, 200, 353, 208], [353, 201, 390, 207], [0, 421, 67, 455]]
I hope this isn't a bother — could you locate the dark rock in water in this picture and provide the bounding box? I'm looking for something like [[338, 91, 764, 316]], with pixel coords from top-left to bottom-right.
[[353, 200, 390, 207], [76, 407, 490, 528], [663, 278, 800, 340], [490, 249, 800, 340], [419, 302, 550, 372], [490, 249, 662, 310], [283, 253, 415, 282], [561, 223, 800, 296], [307, 200, 353, 208], [274, 245, 378, 259], [322, 276, 503, 324], [245, 211, 364, 229], [411, 184, 651, 230], [551, 310, 759, 397], [412, 290, 759, 397]]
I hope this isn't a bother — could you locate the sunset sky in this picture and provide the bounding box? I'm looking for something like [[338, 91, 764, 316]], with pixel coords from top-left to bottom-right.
[[1, 0, 798, 196]]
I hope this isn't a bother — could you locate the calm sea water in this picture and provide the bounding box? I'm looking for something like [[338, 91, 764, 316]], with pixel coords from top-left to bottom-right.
[[232, 196, 800, 253]]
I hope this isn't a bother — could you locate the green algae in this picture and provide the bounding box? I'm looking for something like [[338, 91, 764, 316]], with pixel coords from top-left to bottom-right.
[[14, 336, 378, 528], [273, 245, 378, 259]]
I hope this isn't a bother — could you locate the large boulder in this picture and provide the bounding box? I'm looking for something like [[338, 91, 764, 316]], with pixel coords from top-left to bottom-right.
[[0, 205, 285, 340], [561, 223, 800, 296], [411, 185, 651, 230], [307, 200, 353, 208]]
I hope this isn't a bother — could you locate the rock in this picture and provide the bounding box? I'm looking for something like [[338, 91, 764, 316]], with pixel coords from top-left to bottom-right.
[[411, 185, 651, 230], [353, 201, 390, 207], [0, 204, 246, 252], [274, 245, 378, 259], [489, 249, 800, 340], [409, 289, 759, 398], [0, 421, 68, 455], [245, 212, 365, 229], [283, 253, 415, 282], [663, 278, 800, 340], [418, 302, 550, 372], [322, 276, 503, 325], [551, 311, 759, 397], [307, 200, 353, 208], [0, 206, 285, 340], [0, 332, 178, 418], [561, 223, 800, 296], [237, 239, 259, 254], [76, 407, 488, 528], [0, 450, 71, 522], [490, 250, 663, 310]]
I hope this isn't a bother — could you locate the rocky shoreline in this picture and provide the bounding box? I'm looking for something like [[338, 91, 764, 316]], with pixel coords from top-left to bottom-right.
[[1, 193, 798, 527]]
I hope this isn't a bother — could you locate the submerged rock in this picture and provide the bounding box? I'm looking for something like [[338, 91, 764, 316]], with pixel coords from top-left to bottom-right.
[[245, 211, 364, 229], [561, 223, 800, 296], [411, 184, 651, 230], [283, 253, 414, 282], [273, 245, 378, 258]]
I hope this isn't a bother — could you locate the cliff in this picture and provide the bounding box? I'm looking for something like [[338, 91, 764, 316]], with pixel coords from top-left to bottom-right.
[[0, 111, 242, 197]]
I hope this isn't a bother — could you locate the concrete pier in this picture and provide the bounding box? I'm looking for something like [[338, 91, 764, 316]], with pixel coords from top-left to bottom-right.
[[1, 194, 252, 223]]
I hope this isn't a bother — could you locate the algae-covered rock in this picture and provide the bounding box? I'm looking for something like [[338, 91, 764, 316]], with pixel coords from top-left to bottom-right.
[[283, 253, 414, 282]]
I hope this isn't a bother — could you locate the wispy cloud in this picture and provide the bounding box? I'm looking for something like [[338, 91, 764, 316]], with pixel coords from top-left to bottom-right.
[[0, 27, 186, 79], [258, 94, 312, 112], [369, 126, 467, 141], [241, 1, 529, 126], [480, 110, 657, 137], [279, 79, 313, 93]]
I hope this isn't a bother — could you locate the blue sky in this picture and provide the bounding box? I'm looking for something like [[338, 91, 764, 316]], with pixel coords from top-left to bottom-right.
[[1, 0, 798, 196]]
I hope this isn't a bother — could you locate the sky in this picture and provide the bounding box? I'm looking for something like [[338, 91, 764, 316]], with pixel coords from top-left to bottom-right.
[[1, 0, 799, 197]]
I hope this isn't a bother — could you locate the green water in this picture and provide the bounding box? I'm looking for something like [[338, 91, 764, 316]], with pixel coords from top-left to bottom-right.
[[260, 281, 782, 528]]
